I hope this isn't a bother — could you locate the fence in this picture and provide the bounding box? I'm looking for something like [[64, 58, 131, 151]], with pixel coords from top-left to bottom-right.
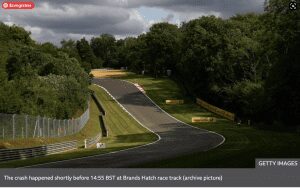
[[0, 140, 77, 163], [0, 105, 90, 141], [84, 133, 101, 148], [196, 98, 235, 121]]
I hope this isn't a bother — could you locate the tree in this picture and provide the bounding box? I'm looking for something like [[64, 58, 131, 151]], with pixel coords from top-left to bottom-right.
[[91, 34, 116, 67], [61, 39, 82, 61], [40, 42, 59, 56], [1, 23, 89, 119], [263, 0, 300, 125], [123, 36, 147, 73], [76, 38, 97, 72], [178, 16, 226, 99], [145, 23, 181, 77], [225, 14, 265, 83]]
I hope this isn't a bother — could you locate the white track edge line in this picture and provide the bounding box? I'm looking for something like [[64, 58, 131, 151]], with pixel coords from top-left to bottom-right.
[[94, 84, 161, 142], [22, 78, 225, 168], [123, 79, 226, 151], [20, 84, 161, 168]]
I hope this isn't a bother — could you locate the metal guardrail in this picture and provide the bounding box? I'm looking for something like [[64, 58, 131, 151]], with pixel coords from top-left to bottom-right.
[[90, 91, 108, 137], [99, 116, 108, 137], [91, 92, 105, 116], [0, 140, 77, 163], [196, 98, 235, 121], [84, 133, 101, 148]]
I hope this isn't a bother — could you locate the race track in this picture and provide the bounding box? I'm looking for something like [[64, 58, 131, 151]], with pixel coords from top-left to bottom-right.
[[30, 78, 224, 168]]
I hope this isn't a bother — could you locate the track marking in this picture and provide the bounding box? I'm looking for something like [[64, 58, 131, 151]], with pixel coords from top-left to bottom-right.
[[94, 84, 161, 142], [22, 79, 225, 168], [21, 84, 160, 168], [123, 79, 226, 151], [133, 83, 146, 93]]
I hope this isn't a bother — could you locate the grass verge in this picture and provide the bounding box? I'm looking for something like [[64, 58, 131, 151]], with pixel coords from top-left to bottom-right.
[[91, 84, 157, 149], [90, 69, 130, 78], [0, 84, 157, 168], [123, 74, 300, 168], [0, 98, 101, 149]]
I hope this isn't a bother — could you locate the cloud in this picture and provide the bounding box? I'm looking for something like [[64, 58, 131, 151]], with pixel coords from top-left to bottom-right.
[[0, 1, 147, 44], [162, 14, 175, 22], [0, 0, 265, 44], [1, 2, 146, 32], [127, 0, 265, 20]]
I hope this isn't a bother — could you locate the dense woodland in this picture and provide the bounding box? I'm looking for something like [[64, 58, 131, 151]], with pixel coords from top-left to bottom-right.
[[0, 24, 90, 119], [0, 0, 299, 127]]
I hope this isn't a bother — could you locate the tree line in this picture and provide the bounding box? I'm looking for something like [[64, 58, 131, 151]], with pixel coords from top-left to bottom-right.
[[0, 23, 90, 119], [0, 0, 298, 127], [62, 0, 298, 127]]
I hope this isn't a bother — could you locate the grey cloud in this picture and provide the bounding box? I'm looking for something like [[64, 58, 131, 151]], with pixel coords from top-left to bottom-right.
[[125, 0, 265, 18], [2, 3, 144, 35], [0, 0, 265, 44], [34, 0, 265, 18], [162, 14, 175, 22], [33, 0, 129, 8]]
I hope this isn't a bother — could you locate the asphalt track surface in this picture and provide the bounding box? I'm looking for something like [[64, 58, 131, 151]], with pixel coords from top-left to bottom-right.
[[30, 78, 224, 168]]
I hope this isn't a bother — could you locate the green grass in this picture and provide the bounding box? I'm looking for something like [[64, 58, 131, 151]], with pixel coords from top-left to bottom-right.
[[0, 98, 101, 149], [0, 85, 157, 168], [123, 74, 300, 168], [91, 84, 158, 149]]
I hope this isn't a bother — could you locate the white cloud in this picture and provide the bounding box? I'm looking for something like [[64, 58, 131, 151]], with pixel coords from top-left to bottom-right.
[[0, 1, 149, 44], [0, 0, 265, 44]]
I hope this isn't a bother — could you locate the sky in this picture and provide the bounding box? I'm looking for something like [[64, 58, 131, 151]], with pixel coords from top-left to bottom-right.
[[0, 0, 265, 44]]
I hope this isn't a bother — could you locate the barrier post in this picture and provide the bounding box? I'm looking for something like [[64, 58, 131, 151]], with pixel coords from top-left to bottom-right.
[[43, 117, 46, 137], [37, 116, 40, 137], [59, 120, 62, 137], [52, 119, 55, 137], [66, 119, 70, 134], [25, 115, 28, 138], [12, 114, 15, 140], [64, 120, 66, 136], [47, 118, 50, 138]]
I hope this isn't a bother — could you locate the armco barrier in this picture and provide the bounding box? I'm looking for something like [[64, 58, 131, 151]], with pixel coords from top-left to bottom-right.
[[0, 140, 77, 163], [84, 133, 101, 148], [91, 92, 105, 116], [196, 98, 235, 121], [165, 100, 184, 105], [99, 115, 108, 137], [192, 117, 216, 123], [91, 91, 108, 137]]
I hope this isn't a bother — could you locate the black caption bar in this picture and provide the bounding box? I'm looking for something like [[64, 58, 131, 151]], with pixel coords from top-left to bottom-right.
[[0, 159, 299, 187]]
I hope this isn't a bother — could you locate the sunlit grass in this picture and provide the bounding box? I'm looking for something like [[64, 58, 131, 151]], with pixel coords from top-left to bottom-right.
[[90, 69, 130, 78], [0, 99, 101, 149], [123, 74, 300, 168], [0, 85, 157, 168]]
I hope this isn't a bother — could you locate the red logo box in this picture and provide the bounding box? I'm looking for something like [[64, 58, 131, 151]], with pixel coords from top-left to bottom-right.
[[2, 1, 35, 9]]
